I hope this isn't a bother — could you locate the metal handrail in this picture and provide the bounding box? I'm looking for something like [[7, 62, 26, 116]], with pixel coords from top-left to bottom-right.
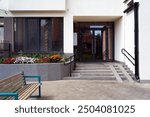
[[64, 54, 76, 77], [121, 48, 135, 66]]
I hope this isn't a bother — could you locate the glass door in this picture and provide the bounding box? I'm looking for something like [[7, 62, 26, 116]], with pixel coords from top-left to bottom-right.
[[80, 29, 102, 61], [81, 29, 93, 61]]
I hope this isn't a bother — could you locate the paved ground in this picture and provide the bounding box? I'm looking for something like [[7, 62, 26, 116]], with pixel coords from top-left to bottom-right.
[[32, 80, 150, 100]]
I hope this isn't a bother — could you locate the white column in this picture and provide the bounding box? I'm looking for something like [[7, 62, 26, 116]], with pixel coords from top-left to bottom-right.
[[63, 15, 73, 53]]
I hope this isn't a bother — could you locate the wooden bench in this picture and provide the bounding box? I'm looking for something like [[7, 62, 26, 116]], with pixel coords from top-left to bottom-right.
[[0, 72, 42, 100]]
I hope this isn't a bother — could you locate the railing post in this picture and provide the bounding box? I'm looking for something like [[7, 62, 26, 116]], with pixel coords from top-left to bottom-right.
[[8, 43, 11, 57], [70, 57, 72, 77], [74, 54, 76, 70]]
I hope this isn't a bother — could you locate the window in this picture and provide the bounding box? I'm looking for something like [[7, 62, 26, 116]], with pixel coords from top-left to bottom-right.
[[14, 17, 63, 53], [0, 18, 4, 43]]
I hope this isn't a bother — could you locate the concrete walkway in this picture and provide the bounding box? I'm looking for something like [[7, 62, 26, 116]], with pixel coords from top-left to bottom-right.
[[33, 80, 150, 100]]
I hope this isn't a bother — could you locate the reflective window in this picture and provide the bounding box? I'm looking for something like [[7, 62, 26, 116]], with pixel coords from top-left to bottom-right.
[[14, 17, 63, 53]]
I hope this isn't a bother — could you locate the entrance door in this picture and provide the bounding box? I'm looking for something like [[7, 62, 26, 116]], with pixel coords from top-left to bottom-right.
[[74, 22, 114, 62], [80, 29, 102, 61]]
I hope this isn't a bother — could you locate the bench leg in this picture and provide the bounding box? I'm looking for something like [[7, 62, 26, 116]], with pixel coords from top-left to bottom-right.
[[39, 86, 41, 97], [30, 86, 41, 98]]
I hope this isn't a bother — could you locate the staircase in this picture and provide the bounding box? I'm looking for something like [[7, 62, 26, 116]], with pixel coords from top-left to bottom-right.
[[63, 62, 135, 83]]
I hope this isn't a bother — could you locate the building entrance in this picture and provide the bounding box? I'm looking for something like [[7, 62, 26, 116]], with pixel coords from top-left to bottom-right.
[[74, 22, 114, 62], [80, 28, 102, 61]]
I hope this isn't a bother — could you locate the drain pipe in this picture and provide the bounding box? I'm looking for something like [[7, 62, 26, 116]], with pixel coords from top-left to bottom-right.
[[134, 2, 140, 81]]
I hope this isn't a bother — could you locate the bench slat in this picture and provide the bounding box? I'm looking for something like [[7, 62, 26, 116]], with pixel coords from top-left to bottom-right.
[[0, 73, 24, 93], [0, 73, 23, 84], [0, 76, 23, 86], [0, 79, 23, 92], [6, 84, 39, 100], [19, 84, 40, 100], [0, 75, 23, 87]]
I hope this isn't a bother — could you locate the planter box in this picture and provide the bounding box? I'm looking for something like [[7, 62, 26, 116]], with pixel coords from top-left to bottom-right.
[[0, 63, 73, 81]]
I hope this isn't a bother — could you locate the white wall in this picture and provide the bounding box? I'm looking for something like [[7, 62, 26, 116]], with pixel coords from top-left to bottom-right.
[[139, 0, 150, 80], [0, 0, 8, 10], [115, 1, 135, 73], [0, 0, 9, 16], [68, 0, 123, 16], [124, 10, 135, 72], [115, 17, 124, 62], [9, 0, 66, 11]]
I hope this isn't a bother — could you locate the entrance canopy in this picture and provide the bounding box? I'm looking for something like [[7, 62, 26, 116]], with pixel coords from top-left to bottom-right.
[[74, 16, 122, 22]]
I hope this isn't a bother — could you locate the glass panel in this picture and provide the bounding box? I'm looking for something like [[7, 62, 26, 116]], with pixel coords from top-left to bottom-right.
[[0, 18, 4, 26], [15, 18, 24, 52], [95, 30, 102, 60], [82, 30, 93, 60], [0, 27, 4, 42], [40, 18, 63, 52], [25, 18, 39, 52], [51, 17, 63, 51], [40, 19, 51, 51]]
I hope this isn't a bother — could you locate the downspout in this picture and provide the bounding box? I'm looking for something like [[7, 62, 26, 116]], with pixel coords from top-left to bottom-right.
[[134, 2, 140, 81]]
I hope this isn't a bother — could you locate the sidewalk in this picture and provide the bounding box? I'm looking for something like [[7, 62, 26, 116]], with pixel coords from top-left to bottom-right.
[[33, 80, 150, 100]]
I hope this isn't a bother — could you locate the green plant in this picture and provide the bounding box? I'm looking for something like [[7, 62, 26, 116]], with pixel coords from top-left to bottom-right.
[[0, 57, 5, 64]]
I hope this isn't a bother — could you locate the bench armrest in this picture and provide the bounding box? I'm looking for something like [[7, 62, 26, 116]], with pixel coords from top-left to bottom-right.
[[0, 92, 19, 100], [23, 75, 41, 84]]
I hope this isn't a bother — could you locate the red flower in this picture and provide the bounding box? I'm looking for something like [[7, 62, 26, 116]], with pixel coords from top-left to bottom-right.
[[2, 58, 15, 64]]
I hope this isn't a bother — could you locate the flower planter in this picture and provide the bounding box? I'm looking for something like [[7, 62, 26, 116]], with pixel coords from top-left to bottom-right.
[[0, 63, 72, 81]]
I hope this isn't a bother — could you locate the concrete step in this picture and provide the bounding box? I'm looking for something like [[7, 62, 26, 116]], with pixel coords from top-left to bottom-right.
[[63, 76, 116, 80], [63, 62, 136, 83], [72, 73, 114, 77], [76, 67, 110, 70], [76, 65, 109, 67], [76, 66, 109, 68], [73, 70, 112, 73], [76, 63, 106, 66]]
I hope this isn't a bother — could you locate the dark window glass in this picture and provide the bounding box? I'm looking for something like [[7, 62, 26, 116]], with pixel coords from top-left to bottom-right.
[[14, 18, 24, 51], [25, 18, 40, 52], [14, 17, 63, 53], [51, 18, 63, 51]]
